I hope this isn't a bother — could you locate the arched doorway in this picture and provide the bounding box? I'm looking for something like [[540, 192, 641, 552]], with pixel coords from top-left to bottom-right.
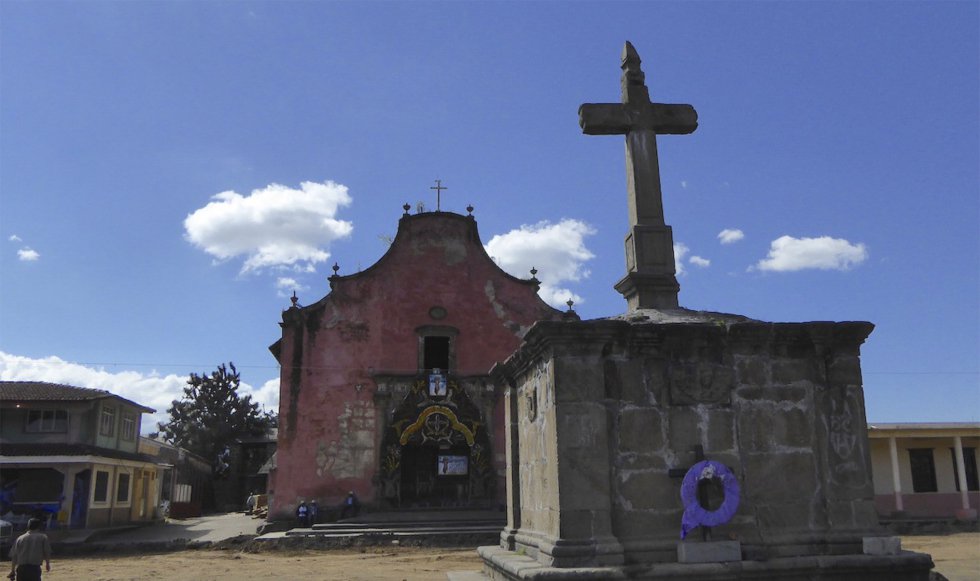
[[379, 376, 494, 508]]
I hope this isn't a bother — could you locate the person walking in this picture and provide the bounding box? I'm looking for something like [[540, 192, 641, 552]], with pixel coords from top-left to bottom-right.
[[8, 518, 51, 581]]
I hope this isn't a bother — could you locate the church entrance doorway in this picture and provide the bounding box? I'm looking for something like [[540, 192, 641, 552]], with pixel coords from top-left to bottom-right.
[[379, 376, 496, 509], [400, 443, 471, 505]]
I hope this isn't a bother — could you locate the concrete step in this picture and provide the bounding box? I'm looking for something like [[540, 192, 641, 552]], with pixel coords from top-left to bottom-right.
[[285, 525, 502, 538], [312, 519, 504, 531]]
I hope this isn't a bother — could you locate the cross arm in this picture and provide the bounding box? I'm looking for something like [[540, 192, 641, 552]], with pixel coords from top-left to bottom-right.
[[649, 103, 698, 135], [579, 102, 699, 135], [579, 103, 630, 135]]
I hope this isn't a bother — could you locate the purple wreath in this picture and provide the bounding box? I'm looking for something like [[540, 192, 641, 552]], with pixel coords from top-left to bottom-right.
[[680, 460, 740, 539]]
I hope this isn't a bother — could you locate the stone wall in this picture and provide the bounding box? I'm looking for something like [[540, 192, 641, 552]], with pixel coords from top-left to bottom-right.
[[496, 316, 882, 567]]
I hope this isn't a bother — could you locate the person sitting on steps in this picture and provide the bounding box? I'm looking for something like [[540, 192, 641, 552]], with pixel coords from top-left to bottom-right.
[[339, 491, 360, 519]]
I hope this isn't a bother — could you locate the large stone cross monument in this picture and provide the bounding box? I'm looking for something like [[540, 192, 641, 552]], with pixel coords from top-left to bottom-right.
[[473, 42, 934, 581], [579, 41, 697, 310]]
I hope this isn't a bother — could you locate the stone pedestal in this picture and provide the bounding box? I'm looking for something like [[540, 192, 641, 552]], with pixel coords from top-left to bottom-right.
[[481, 309, 934, 580], [862, 536, 901, 556], [677, 540, 741, 563]]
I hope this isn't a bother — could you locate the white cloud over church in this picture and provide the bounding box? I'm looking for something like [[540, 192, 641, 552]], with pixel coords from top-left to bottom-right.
[[753, 235, 868, 272], [485, 219, 596, 307], [184, 180, 354, 274]]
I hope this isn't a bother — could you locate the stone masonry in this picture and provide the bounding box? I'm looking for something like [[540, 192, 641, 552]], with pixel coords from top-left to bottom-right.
[[481, 311, 933, 579]]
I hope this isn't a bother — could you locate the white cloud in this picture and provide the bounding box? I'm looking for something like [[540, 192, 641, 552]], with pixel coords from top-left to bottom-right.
[[0, 352, 279, 434], [753, 235, 868, 272], [689, 255, 711, 267], [680, 180, 689, 189], [9, 234, 22, 242], [275, 277, 309, 299], [718, 229, 745, 244], [184, 180, 353, 274], [17, 247, 40, 261], [485, 219, 596, 307], [674, 242, 689, 276]]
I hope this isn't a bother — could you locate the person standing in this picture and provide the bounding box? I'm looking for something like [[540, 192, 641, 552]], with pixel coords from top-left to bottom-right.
[[308, 500, 318, 525], [8, 519, 51, 581]]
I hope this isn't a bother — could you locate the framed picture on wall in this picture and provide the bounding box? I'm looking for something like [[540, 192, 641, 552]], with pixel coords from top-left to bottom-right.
[[437, 454, 468, 476], [429, 370, 447, 396]]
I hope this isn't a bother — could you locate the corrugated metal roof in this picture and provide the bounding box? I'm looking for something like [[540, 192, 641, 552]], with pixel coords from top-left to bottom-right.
[[0, 381, 155, 413], [0, 442, 155, 463], [868, 422, 980, 430]]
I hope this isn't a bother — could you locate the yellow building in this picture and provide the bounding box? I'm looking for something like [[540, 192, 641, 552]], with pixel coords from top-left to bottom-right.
[[869, 422, 979, 520]]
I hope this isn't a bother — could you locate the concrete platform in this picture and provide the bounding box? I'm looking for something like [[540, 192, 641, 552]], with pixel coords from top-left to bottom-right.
[[477, 545, 935, 581], [254, 509, 505, 546]]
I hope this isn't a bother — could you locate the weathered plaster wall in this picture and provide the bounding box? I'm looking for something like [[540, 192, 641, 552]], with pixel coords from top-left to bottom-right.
[[270, 212, 567, 519], [501, 318, 881, 567]]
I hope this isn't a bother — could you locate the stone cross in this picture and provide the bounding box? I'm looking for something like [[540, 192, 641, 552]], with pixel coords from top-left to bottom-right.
[[579, 41, 698, 310], [430, 179, 447, 211]]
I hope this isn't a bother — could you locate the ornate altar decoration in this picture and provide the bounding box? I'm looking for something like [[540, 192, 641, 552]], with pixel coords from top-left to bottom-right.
[[378, 374, 495, 506]]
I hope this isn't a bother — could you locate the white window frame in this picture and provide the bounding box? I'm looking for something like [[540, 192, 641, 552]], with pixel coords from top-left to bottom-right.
[[115, 470, 132, 505], [121, 413, 136, 441], [92, 469, 111, 504], [100, 405, 116, 437]]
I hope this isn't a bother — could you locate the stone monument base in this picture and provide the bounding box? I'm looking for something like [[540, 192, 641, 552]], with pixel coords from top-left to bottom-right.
[[477, 545, 933, 581], [677, 540, 741, 563]]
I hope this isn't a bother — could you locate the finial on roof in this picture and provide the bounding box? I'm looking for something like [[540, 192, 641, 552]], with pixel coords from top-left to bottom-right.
[[562, 297, 580, 321], [466, 204, 474, 216], [530, 267, 538, 278], [403, 203, 411, 215], [290, 291, 299, 308]]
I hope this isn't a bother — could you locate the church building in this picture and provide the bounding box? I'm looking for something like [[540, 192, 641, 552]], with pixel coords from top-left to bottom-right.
[[268, 205, 573, 519]]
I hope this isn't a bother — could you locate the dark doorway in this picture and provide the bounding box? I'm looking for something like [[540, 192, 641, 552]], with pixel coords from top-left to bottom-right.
[[71, 470, 90, 528], [400, 443, 470, 507], [908, 448, 938, 493]]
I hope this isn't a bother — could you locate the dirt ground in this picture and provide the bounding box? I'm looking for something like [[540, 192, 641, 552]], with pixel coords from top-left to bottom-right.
[[902, 532, 980, 581], [31, 546, 484, 581], [30, 533, 980, 581]]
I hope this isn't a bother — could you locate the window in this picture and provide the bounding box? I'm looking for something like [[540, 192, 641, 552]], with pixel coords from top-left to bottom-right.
[[951, 447, 980, 492], [416, 325, 457, 373], [908, 448, 937, 493], [25, 409, 68, 433], [94, 470, 110, 502], [116, 472, 131, 503], [121, 414, 136, 441], [423, 336, 450, 370], [100, 406, 116, 437]]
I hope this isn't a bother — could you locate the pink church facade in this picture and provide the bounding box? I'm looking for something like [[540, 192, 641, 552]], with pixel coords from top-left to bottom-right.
[[268, 210, 571, 519]]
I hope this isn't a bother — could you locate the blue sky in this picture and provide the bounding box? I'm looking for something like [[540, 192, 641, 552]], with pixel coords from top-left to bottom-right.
[[1, 1, 977, 430]]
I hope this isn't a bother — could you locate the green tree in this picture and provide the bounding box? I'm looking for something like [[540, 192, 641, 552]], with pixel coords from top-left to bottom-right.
[[158, 362, 274, 476]]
